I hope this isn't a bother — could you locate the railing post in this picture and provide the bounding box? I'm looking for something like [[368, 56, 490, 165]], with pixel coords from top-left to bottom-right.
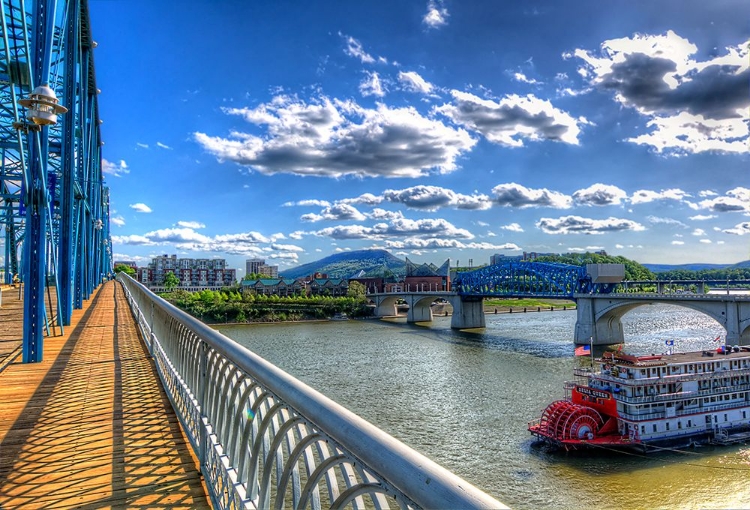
[[198, 340, 208, 467]]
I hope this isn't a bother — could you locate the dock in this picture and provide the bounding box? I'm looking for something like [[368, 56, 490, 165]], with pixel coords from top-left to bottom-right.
[[0, 281, 210, 508]]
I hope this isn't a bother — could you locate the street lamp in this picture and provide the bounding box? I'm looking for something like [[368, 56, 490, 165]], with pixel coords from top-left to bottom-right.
[[18, 84, 68, 126]]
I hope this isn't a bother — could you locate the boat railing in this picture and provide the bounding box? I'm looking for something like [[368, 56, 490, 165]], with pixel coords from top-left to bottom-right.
[[618, 400, 748, 422], [594, 367, 750, 386], [116, 274, 505, 510], [615, 382, 750, 404]]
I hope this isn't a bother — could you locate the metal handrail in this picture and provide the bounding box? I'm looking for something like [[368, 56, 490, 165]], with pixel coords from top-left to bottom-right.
[[116, 274, 505, 510]]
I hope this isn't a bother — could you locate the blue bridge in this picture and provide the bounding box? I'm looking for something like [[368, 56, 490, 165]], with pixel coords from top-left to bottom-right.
[[452, 261, 617, 298]]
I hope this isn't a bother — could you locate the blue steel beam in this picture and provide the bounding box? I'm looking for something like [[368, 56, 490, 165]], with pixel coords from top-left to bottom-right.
[[454, 262, 594, 298], [0, 0, 109, 361]]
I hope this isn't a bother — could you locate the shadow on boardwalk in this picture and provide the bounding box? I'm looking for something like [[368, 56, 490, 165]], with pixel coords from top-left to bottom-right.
[[0, 281, 209, 509]]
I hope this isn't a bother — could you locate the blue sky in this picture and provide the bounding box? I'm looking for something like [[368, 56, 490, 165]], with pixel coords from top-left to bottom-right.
[[89, 0, 750, 275]]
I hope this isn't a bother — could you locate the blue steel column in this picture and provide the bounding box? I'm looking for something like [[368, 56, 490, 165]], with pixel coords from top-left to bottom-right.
[[22, 0, 57, 363], [58, 0, 80, 326]]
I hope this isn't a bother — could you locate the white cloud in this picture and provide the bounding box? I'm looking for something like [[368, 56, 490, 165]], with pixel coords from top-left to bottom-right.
[[692, 228, 706, 236], [492, 183, 572, 209], [340, 33, 386, 64], [671, 240, 685, 245], [156, 142, 172, 150], [360, 71, 386, 97], [513, 72, 540, 85], [136, 142, 149, 149], [339, 193, 383, 206], [436, 90, 587, 146], [699, 239, 712, 244], [383, 185, 490, 211], [176, 220, 206, 229], [195, 94, 476, 178], [500, 223, 524, 232], [282, 199, 331, 207], [647, 216, 688, 228], [723, 222, 750, 235], [110, 215, 126, 227], [573, 31, 749, 154], [301, 203, 367, 222], [689, 214, 716, 221], [537, 215, 645, 234], [422, 0, 449, 29], [630, 188, 689, 204], [398, 71, 434, 94], [102, 159, 130, 177], [693, 187, 750, 213], [130, 203, 152, 213], [573, 183, 627, 206]]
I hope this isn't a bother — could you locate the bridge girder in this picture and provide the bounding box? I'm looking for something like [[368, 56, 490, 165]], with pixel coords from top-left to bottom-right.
[[1, 0, 111, 362], [454, 261, 592, 298]]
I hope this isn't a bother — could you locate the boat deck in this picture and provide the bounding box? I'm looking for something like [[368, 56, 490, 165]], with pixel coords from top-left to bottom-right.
[[0, 281, 210, 508]]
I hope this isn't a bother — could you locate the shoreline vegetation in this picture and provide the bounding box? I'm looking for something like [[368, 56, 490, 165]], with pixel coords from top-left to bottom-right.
[[158, 288, 575, 325]]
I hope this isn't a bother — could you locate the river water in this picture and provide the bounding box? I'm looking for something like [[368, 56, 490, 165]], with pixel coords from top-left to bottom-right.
[[217, 305, 750, 509]]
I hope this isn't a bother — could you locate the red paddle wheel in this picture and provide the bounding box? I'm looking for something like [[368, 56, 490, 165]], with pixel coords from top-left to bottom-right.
[[537, 400, 604, 441]]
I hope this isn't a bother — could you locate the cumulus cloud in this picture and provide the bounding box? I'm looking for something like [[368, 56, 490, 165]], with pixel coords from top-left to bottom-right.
[[111, 215, 125, 227], [360, 71, 386, 97], [689, 214, 716, 221], [383, 185, 490, 211], [130, 203, 152, 213], [301, 203, 367, 222], [630, 188, 689, 204], [339, 193, 383, 206], [102, 159, 130, 177], [386, 239, 520, 251], [491, 183, 572, 209], [573, 183, 627, 206], [723, 222, 750, 235], [422, 0, 448, 29], [176, 221, 205, 229], [195, 94, 476, 178], [671, 240, 685, 245], [315, 216, 473, 242], [500, 223, 524, 232], [368, 208, 404, 221], [513, 72, 541, 85], [398, 71, 434, 94], [692, 228, 706, 236], [536, 215, 645, 234], [282, 199, 331, 207], [572, 30, 750, 154], [692, 187, 750, 213], [436, 90, 587, 146]]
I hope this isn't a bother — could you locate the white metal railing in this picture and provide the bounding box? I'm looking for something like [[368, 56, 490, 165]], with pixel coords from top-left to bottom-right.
[[116, 274, 505, 510]]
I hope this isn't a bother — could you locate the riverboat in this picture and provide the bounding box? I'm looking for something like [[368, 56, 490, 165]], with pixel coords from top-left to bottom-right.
[[528, 345, 750, 451]]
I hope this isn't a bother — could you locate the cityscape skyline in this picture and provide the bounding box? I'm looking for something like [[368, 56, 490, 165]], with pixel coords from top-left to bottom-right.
[[89, 1, 750, 276]]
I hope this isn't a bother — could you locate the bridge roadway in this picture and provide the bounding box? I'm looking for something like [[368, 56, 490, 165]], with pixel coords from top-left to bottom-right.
[[0, 281, 210, 508], [370, 290, 750, 345]]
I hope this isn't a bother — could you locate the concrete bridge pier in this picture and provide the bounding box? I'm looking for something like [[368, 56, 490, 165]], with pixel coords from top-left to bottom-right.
[[406, 300, 433, 323], [449, 297, 485, 329], [375, 299, 397, 317], [574, 297, 625, 345]]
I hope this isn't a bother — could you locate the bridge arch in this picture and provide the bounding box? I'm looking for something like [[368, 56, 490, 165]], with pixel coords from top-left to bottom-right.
[[576, 295, 750, 345]]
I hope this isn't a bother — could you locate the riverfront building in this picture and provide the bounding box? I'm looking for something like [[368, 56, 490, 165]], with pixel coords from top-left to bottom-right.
[[137, 254, 236, 291], [246, 258, 279, 278]]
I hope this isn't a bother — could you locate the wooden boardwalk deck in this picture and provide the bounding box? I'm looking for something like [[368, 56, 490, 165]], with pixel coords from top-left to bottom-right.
[[0, 280, 210, 509]]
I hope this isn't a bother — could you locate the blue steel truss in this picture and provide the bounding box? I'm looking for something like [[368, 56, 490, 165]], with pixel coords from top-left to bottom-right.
[[454, 262, 607, 298], [1, 0, 110, 362]]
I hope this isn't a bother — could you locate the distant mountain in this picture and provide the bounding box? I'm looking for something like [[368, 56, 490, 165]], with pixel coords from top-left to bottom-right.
[[642, 263, 732, 273], [281, 249, 406, 279], [643, 262, 740, 273], [731, 260, 750, 269]]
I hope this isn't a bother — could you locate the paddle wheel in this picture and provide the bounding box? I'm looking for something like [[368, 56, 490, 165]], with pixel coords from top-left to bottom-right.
[[536, 400, 604, 441]]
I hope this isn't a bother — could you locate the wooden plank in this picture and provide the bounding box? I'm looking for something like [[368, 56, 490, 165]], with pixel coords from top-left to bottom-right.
[[0, 281, 210, 508]]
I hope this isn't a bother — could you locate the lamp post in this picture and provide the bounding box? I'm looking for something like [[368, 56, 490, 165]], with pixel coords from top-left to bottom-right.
[[17, 84, 68, 363]]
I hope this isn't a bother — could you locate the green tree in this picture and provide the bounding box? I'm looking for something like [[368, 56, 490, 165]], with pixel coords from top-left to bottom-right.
[[163, 271, 180, 291], [347, 281, 366, 301], [113, 264, 136, 277]]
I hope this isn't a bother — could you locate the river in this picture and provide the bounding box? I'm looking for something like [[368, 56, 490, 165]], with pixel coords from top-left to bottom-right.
[[216, 305, 750, 509]]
